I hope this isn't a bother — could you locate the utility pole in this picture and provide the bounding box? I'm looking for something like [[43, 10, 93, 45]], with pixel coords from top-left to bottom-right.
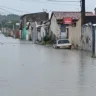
[[81, 0, 85, 26], [92, 25, 96, 58]]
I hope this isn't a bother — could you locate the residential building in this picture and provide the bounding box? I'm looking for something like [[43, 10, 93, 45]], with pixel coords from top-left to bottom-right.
[[20, 12, 49, 41], [50, 11, 93, 41], [68, 9, 96, 49], [39, 20, 50, 41], [81, 16, 96, 51]]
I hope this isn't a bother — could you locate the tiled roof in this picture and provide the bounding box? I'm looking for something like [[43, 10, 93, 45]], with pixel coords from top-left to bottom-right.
[[52, 11, 93, 20], [20, 12, 49, 22]]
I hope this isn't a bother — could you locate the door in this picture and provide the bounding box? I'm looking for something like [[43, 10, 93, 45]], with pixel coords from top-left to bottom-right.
[[60, 24, 66, 39], [66, 28, 69, 39]]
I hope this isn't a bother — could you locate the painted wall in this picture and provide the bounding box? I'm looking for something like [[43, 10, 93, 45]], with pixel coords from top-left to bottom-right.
[[41, 25, 46, 40], [22, 28, 26, 40], [50, 15, 60, 39], [19, 30, 21, 39], [32, 22, 37, 43], [81, 25, 92, 51], [26, 25, 32, 40], [21, 16, 26, 40], [81, 25, 96, 52], [50, 15, 67, 39], [69, 18, 81, 49], [38, 31, 41, 41], [68, 18, 96, 51]]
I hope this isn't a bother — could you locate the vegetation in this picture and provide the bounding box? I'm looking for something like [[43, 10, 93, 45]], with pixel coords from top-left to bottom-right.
[[39, 35, 53, 45], [3, 33, 9, 37], [39, 41, 46, 45], [43, 35, 51, 42], [0, 14, 20, 29]]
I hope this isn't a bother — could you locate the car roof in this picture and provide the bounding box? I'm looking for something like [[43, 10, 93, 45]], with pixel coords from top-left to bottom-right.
[[59, 39, 68, 40]]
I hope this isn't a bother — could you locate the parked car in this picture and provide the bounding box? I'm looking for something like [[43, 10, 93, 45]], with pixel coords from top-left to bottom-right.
[[53, 39, 72, 49]]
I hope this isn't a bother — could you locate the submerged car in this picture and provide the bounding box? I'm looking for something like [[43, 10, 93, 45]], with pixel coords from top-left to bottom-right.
[[53, 39, 72, 49]]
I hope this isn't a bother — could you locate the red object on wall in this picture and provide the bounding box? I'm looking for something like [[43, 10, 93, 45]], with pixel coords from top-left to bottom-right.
[[15, 30, 20, 38], [63, 17, 72, 24]]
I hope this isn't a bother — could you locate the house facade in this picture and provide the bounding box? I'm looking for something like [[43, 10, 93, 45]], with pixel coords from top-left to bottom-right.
[[50, 14, 61, 39], [81, 24, 92, 51], [50, 11, 93, 41], [50, 11, 94, 49], [69, 14, 96, 50], [68, 17, 82, 49], [40, 20, 50, 41], [20, 12, 49, 41], [81, 16, 96, 51]]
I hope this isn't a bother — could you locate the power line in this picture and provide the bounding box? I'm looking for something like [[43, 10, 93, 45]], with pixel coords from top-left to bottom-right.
[[0, 7, 13, 14], [0, 10, 7, 15], [22, 0, 80, 2], [0, 5, 29, 13], [21, 0, 80, 6], [0, 1, 80, 15], [47, 0, 80, 2]]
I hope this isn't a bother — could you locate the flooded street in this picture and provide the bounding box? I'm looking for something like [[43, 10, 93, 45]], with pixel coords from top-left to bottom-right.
[[0, 34, 96, 96]]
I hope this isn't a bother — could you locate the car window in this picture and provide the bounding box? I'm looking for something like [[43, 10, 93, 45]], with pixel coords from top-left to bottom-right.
[[58, 40, 69, 44]]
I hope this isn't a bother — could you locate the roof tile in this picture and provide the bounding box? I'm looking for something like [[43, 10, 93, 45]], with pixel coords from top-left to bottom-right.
[[53, 11, 93, 20]]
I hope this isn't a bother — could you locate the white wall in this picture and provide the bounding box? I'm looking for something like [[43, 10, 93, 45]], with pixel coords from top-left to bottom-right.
[[37, 32, 41, 41], [69, 19, 81, 49], [31, 22, 37, 43], [41, 26, 46, 40], [81, 25, 92, 51], [50, 14, 60, 39]]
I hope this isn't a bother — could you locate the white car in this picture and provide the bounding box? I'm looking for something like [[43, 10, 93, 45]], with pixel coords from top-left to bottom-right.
[[53, 39, 72, 49]]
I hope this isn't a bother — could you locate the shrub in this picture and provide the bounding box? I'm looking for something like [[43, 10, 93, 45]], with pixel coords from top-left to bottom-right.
[[40, 41, 46, 45], [46, 40, 52, 44]]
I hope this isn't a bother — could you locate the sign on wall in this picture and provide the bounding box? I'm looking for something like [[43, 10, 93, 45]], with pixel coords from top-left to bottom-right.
[[63, 17, 72, 24]]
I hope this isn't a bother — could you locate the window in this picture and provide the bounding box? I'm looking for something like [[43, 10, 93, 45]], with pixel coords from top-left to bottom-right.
[[66, 28, 69, 39], [58, 40, 69, 44], [60, 25, 66, 32]]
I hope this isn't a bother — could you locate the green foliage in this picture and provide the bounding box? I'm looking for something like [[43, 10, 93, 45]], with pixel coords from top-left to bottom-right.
[[46, 40, 52, 44], [43, 35, 51, 42], [7, 14, 20, 21], [40, 41, 46, 45], [41, 35, 53, 45], [0, 14, 20, 29], [3, 33, 8, 37], [4, 20, 19, 29]]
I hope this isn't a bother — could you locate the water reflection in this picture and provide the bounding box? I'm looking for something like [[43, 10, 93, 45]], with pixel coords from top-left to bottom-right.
[[78, 51, 86, 96], [1, 34, 96, 96], [78, 51, 96, 96]]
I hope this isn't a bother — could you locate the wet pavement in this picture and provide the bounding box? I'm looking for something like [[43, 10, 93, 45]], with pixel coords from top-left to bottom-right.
[[0, 34, 96, 96]]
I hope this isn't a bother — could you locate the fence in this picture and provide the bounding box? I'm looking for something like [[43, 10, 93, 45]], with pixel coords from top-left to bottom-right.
[[81, 23, 96, 56], [81, 24, 93, 51]]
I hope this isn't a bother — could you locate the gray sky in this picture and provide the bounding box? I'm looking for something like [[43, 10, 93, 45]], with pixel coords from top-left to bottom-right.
[[0, 0, 96, 15]]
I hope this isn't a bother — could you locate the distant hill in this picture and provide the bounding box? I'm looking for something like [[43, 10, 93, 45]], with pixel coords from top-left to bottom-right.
[[6, 14, 20, 21], [0, 14, 20, 29]]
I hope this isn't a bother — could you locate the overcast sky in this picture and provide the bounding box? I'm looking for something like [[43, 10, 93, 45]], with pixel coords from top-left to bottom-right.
[[0, 0, 96, 15]]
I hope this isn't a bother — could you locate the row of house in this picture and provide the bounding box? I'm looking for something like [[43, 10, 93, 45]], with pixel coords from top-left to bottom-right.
[[20, 12, 49, 42], [20, 8, 96, 50], [2, 24, 20, 38]]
